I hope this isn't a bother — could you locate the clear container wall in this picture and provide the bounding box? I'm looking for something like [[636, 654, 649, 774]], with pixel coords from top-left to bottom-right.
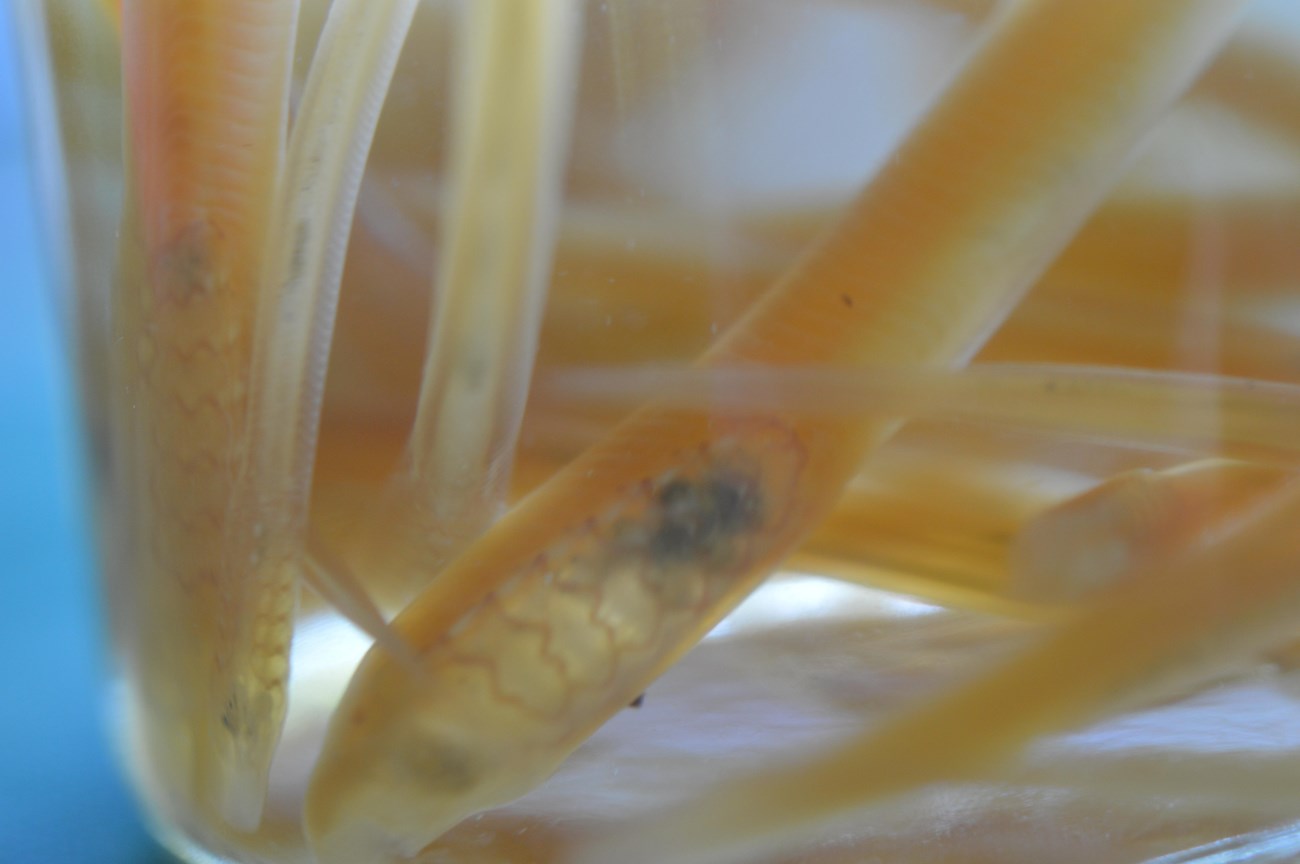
[[18, 1, 1300, 862]]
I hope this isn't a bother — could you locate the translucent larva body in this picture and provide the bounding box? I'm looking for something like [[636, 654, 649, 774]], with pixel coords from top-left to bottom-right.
[[1011, 459, 1291, 603], [305, 418, 809, 862], [306, 0, 1249, 857], [114, 0, 297, 829]]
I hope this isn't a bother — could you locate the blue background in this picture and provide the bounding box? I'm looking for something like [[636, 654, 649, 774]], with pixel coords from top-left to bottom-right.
[[0, 8, 172, 863]]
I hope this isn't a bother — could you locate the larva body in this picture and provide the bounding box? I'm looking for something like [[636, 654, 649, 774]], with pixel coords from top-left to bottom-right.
[[304, 0, 1243, 854], [305, 417, 811, 861], [1011, 459, 1291, 602], [113, 0, 297, 829]]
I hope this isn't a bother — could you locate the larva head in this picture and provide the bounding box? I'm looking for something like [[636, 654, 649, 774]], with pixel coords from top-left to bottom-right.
[[303, 658, 524, 864], [204, 534, 296, 832], [209, 674, 283, 832]]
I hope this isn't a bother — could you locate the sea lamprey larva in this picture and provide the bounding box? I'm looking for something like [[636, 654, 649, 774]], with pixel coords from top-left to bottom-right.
[[54, 0, 1300, 858], [303, 0, 1246, 858], [305, 419, 808, 862], [112, 0, 298, 829]]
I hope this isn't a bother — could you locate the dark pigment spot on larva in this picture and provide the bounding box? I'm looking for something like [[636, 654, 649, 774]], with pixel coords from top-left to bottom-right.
[[154, 222, 221, 304], [218, 683, 271, 742], [647, 469, 764, 565], [405, 736, 480, 795], [708, 471, 764, 533], [220, 692, 240, 734]]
